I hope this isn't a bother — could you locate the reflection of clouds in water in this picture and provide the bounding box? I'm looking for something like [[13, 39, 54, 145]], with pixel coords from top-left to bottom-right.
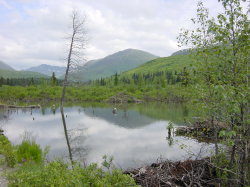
[[2, 106, 213, 170], [78, 117, 212, 169]]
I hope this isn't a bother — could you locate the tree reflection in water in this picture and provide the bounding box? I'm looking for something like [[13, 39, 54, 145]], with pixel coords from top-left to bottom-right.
[[60, 107, 88, 166], [60, 107, 73, 164]]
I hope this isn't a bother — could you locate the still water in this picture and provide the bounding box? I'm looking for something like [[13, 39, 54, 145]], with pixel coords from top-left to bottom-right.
[[0, 103, 212, 169]]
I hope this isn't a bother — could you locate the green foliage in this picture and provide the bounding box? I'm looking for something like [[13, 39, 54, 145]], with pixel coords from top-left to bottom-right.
[[102, 155, 114, 172], [50, 72, 57, 86], [0, 135, 11, 154], [5, 150, 16, 168], [16, 139, 43, 164], [0, 135, 17, 167], [8, 161, 138, 187], [167, 121, 174, 130], [114, 73, 118, 86], [179, 0, 249, 185]]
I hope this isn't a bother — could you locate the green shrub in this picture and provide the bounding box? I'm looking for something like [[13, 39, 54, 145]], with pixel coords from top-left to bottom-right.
[[0, 135, 17, 167], [5, 149, 16, 167], [8, 161, 138, 187], [0, 135, 10, 154], [16, 140, 42, 164]]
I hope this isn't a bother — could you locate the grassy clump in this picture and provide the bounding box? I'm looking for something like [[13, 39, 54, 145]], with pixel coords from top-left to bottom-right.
[[0, 135, 43, 167], [16, 139, 42, 164]]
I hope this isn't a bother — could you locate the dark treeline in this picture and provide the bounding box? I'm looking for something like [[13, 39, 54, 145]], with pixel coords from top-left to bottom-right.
[[93, 67, 192, 87], [0, 72, 63, 86]]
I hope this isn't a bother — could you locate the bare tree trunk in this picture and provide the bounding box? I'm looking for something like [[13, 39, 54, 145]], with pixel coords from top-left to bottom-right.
[[60, 17, 76, 108], [60, 109, 73, 164]]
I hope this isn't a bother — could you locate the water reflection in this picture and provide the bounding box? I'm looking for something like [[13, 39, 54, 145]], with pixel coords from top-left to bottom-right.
[[60, 106, 89, 165], [60, 106, 73, 163], [1, 103, 212, 169]]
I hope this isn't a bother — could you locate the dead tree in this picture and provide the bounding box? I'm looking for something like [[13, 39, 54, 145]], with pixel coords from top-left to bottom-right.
[[61, 10, 87, 107], [60, 10, 87, 164]]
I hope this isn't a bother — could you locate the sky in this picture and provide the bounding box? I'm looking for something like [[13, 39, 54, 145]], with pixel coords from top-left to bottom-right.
[[0, 0, 248, 70]]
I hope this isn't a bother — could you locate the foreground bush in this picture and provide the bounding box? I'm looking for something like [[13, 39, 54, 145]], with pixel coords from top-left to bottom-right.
[[8, 161, 138, 187]]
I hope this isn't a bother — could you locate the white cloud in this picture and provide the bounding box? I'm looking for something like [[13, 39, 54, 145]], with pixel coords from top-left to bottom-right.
[[0, 0, 247, 69], [0, 0, 12, 9]]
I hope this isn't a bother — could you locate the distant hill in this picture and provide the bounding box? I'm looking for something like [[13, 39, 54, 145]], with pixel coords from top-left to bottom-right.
[[0, 69, 49, 79], [171, 49, 190, 56], [0, 61, 15, 70], [122, 54, 193, 76], [25, 64, 66, 78], [69, 49, 158, 81]]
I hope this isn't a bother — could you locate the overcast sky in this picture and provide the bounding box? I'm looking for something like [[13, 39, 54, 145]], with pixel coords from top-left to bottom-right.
[[0, 0, 248, 69]]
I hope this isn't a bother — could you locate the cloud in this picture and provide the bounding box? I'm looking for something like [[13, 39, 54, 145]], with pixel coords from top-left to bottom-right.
[[0, 0, 247, 69], [0, 0, 12, 9]]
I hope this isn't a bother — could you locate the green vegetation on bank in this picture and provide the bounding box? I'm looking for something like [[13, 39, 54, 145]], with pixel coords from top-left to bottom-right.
[[0, 83, 191, 103], [0, 135, 137, 186], [8, 162, 137, 187]]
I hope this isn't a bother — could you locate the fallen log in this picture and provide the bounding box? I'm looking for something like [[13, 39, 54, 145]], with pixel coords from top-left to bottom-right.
[[0, 104, 41, 109]]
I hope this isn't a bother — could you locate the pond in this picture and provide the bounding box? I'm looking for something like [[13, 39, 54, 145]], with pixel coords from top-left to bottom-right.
[[0, 102, 213, 169]]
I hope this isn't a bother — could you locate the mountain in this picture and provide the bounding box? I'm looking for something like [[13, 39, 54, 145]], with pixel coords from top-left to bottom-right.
[[69, 49, 158, 81], [0, 61, 15, 70], [0, 69, 48, 79], [121, 54, 192, 76], [25, 64, 66, 78], [171, 49, 190, 56]]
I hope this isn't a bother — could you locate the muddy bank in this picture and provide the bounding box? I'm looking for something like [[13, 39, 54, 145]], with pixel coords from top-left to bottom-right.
[[125, 158, 219, 187], [175, 120, 228, 143]]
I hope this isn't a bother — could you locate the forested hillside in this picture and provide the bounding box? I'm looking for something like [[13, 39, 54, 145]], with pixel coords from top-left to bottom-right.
[[92, 54, 193, 88], [122, 54, 192, 75]]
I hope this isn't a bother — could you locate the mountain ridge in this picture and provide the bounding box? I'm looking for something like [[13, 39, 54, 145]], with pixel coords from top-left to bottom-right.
[[69, 48, 158, 81], [0, 61, 15, 71], [25, 64, 66, 78], [0, 69, 49, 79]]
